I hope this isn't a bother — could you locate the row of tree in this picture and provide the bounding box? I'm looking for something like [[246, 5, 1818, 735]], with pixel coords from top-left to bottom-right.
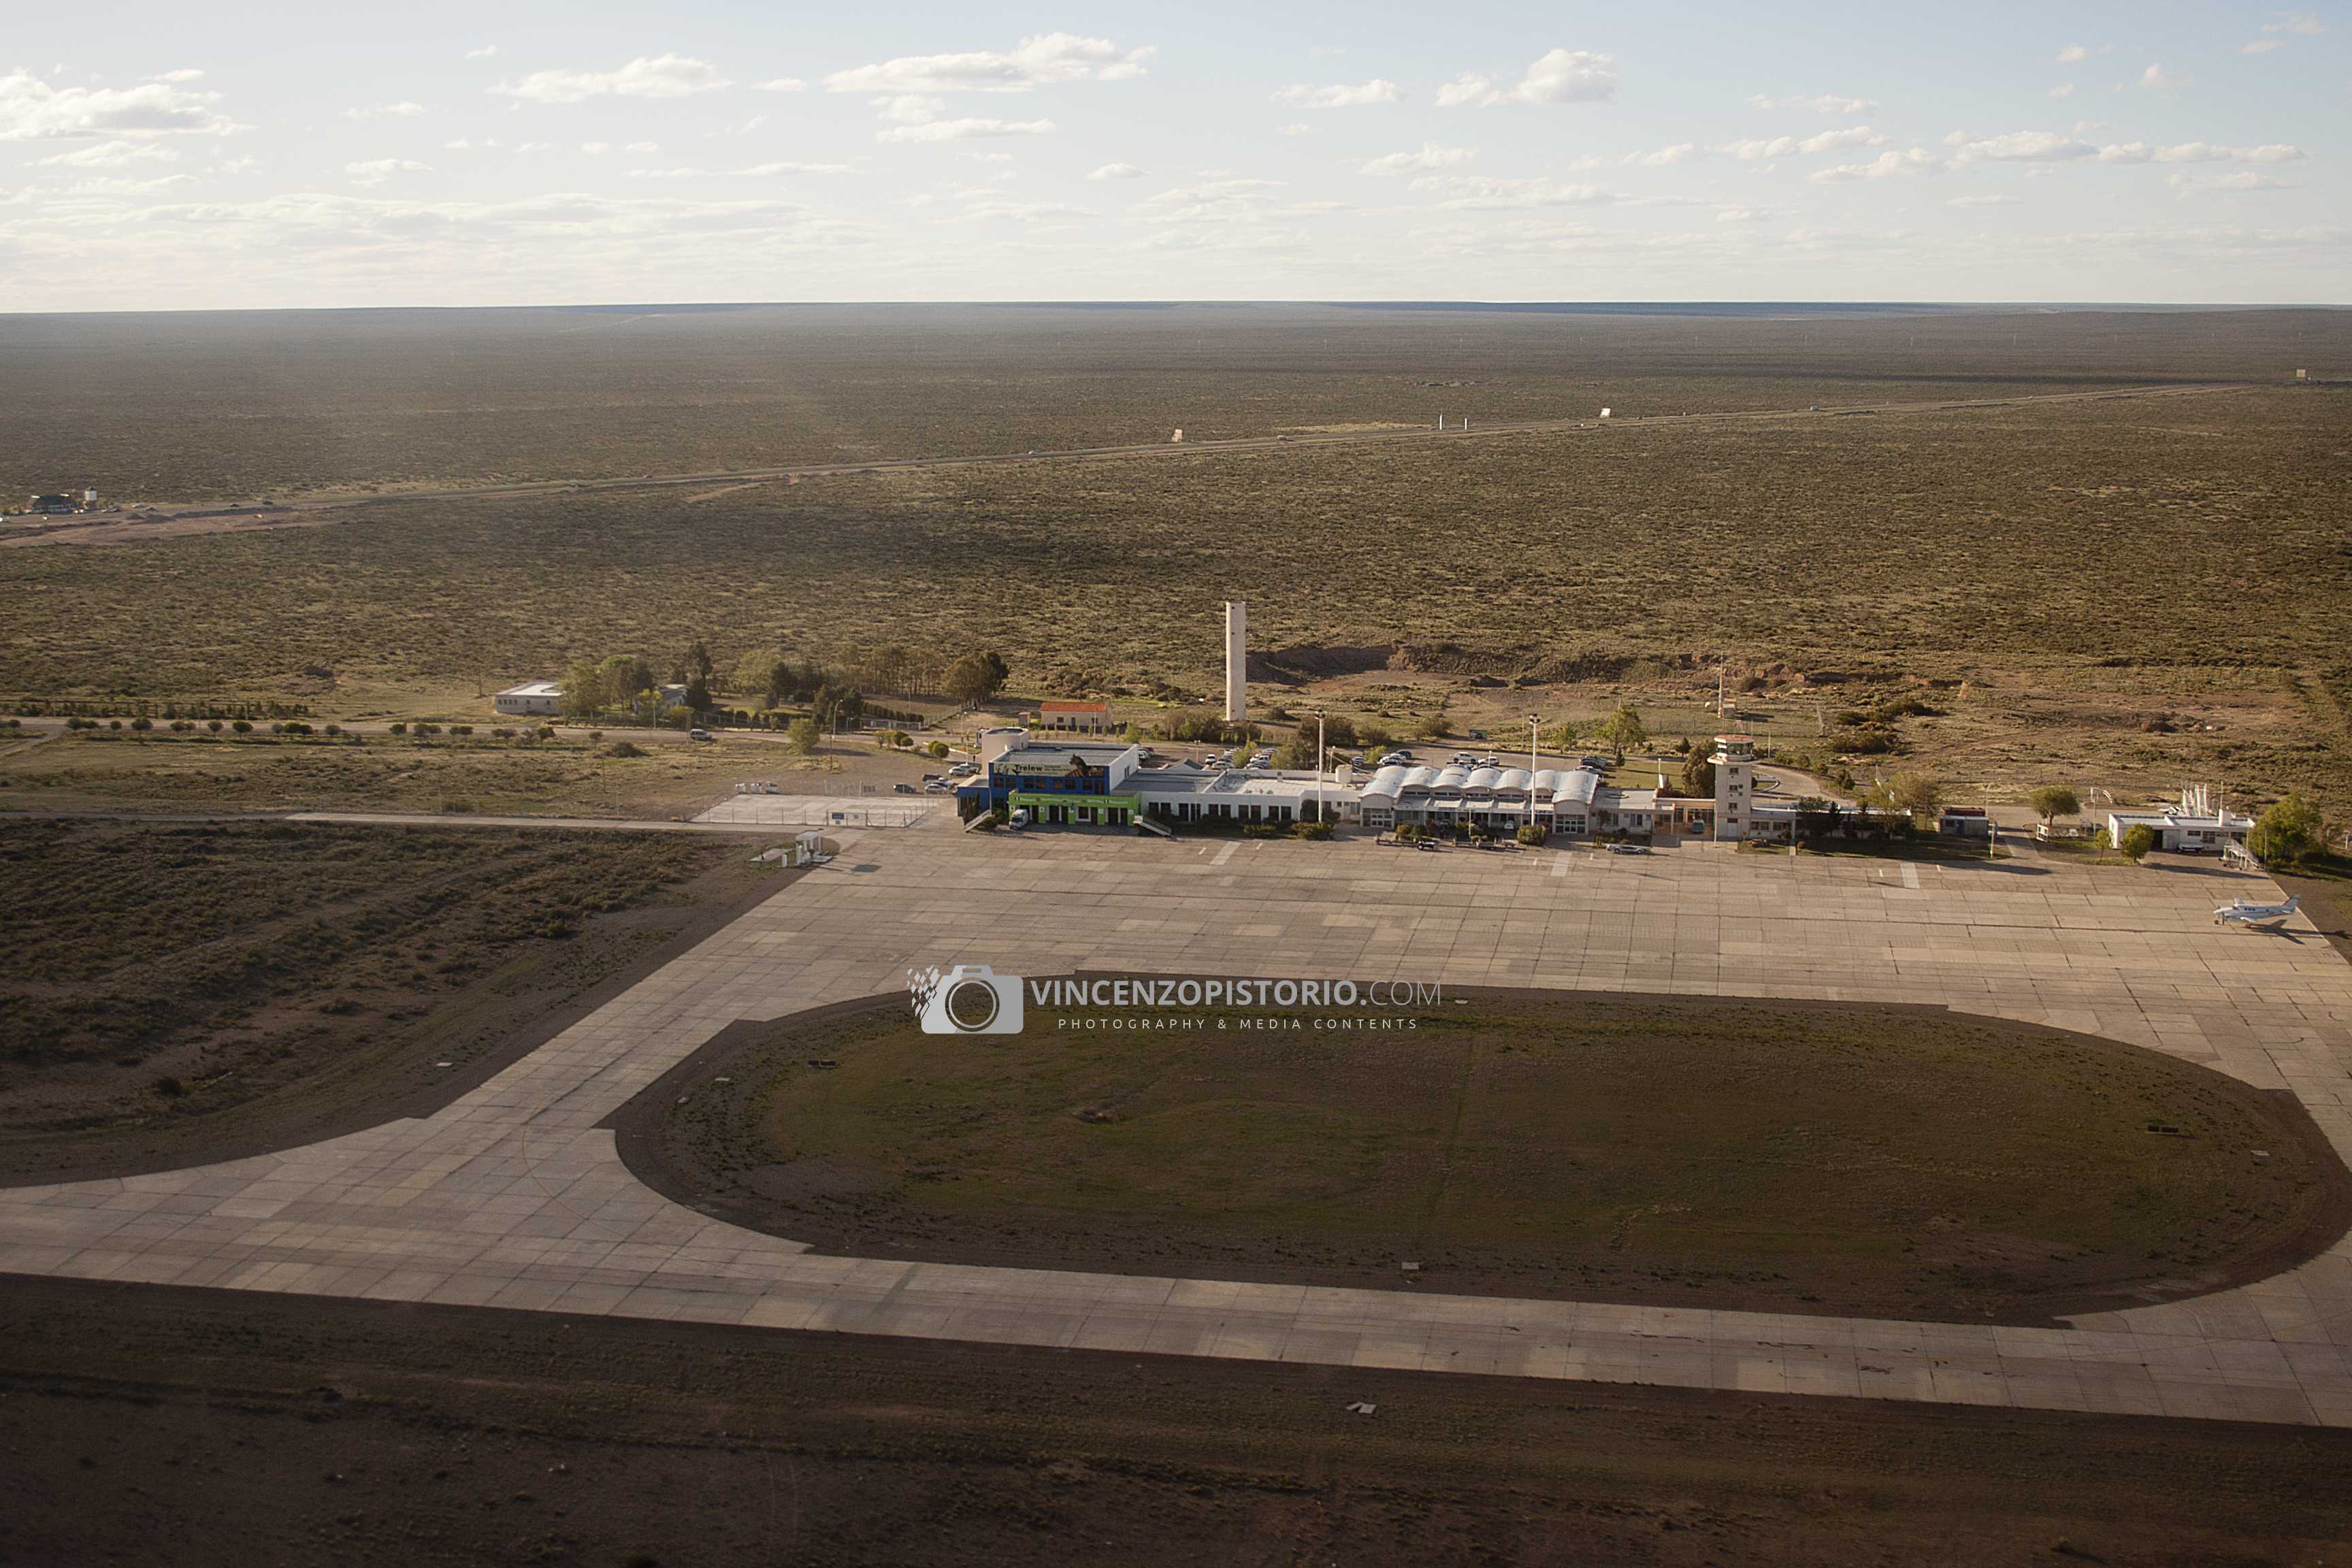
[[559, 640, 1011, 723]]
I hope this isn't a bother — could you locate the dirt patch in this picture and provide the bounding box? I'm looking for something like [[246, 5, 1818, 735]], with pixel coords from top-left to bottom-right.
[[615, 988, 2352, 1326], [3, 1272, 2351, 1567], [0, 819, 796, 1183]]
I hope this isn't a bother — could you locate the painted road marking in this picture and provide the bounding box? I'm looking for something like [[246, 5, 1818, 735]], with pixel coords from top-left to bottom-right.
[[1211, 843, 1237, 867]]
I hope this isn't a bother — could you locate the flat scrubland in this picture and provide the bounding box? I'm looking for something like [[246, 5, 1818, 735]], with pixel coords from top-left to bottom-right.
[[640, 992, 2346, 1324], [0, 819, 764, 1178], [0, 730, 919, 817], [3, 303, 2340, 502], [1, 306, 2346, 814]]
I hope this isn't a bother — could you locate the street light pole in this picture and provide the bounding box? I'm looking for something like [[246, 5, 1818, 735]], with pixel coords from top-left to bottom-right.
[[1529, 714, 1539, 837], [1315, 710, 1326, 826]]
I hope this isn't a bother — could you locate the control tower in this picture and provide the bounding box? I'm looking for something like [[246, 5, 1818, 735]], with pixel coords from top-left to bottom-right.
[[1711, 734, 1755, 840]]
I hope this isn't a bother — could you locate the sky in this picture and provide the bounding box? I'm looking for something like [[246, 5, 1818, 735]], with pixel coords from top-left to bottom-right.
[[1, 1, 2344, 309]]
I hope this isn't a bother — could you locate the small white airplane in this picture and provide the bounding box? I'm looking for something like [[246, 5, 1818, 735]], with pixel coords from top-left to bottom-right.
[[2215, 895, 2299, 928]]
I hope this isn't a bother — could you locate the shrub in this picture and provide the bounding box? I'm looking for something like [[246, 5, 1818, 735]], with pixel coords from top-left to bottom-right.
[[322, 723, 342, 737], [587, 730, 604, 741], [2120, 824, 2157, 862], [439, 798, 476, 814], [449, 723, 472, 736], [230, 719, 252, 734], [605, 740, 647, 759], [129, 717, 152, 732], [1292, 819, 1335, 840], [928, 739, 949, 759], [1242, 822, 1284, 838], [387, 721, 406, 734], [1516, 822, 1550, 846]]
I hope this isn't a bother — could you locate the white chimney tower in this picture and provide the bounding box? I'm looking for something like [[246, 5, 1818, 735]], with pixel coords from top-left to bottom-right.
[[1223, 600, 1247, 722]]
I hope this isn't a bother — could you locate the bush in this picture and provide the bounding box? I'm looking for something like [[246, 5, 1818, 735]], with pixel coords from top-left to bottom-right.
[[129, 716, 152, 732], [388, 721, 406, 734], [1292, 819, 1335, 840], [1242, 822, 1284, 838], [449, 723, 473, 736], [230, 719, 252, 734], [439, 798, 476, 814], [605, 740, 647, 759], [2120, 824, 2157, 862], [587, 730, 604, 741], [323, 723, 341, 737], [928, 739, 949, 758], [1516, 822, 1550, 846], [206, 719, 224, 733]]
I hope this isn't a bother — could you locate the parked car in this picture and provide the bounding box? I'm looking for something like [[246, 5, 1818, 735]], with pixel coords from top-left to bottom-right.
[[1605, 842, 1650, 855], [687, 728, 714, 742], [893, 782, 917, 794], [1377, 753, 1409, 767]]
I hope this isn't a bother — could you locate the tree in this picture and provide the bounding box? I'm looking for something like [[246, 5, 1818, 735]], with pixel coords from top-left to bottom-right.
[[1885, 771, 1942, 826], [944, 651, 1010, 704], [1595, 704, 1646, 764], [560, 659, 606, 719], [2029, 785, 2080, 825], [1679, 750, 1716, 798], [2249, 792, 2325, 868], [811, 681, 864, 732], [786, 716, 821, 754], [2119, 823, 2157, 862], [1273, 730, 1319, 770], [1544, 720, 1582, 755], [598, 654, 653, 713], [927, 739, 950, 760], [1795, 796, 1839, 840], [1415, 710, 1450, 741], [732, 649, 786, 707]]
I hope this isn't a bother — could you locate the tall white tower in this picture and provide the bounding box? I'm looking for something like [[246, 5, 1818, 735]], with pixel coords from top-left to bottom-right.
[[1711, 734, 1754, 841], [1223, 600, 1247, 723]]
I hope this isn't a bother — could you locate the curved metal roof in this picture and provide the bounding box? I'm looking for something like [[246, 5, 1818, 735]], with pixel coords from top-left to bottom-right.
[[1362, 764, 1411, 800], [1465, 766, 1504, 791], [1495, 768, 1533, 792], [1401, 765, 1443, 790], [1433, 766, 1470, 789]]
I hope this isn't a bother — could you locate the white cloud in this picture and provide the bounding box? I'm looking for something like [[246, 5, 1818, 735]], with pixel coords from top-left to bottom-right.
[[582, 142, 610, 154], [1273, 79, 1403, 109], [1409, 174, 1624, 208], [1627, 142, 1701, 166], [1748, 91, 1879, 115], [2139, 63, 2187, 95], [1949, 193, 2021, 207], [39, 139, 178, 167], [2055, 44, 2089, 63], [1811, 147, 1942, 182], [345, 101, 427, 120], [1360, 142, 1475, 175], [877, 95, 946, 124], [2243, 39, 2286, 53], [46, 172, 198, 197], [494, 54, 731, 104], [876, 117, 1055, 144], [150, 69, 205, 83], [0, 69, 239, 140], [2099, 141, 2306, 165], [345, 158, 430, 186], [1723, 135, 1797, 159], [756, 78, 806, 93], [2262, 12, 2325, 34], [465, 44, 499, 60], [1957, 130, 2096, 162], [1087, 161, 1145, 180], [1439, 49, 1618, 108], [1276, 122, 1311, 136], [631, 160, 850, 179], [2169, 169, 2293, 195], [626, 141, 658, 154], [824, 33, 1152, 95], [1128, 177, 1286, 224], [1798, 125, 1885, 154], [1714, 205, 1771, 223], [2048, 82, 2076, 98]]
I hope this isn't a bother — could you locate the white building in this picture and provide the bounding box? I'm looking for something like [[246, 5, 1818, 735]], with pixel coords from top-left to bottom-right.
[[2107, 787, 2254, 853], [1355, 762, 1654, 837], [494, 679, 566, 717], [1710, 734, 1756, 840]]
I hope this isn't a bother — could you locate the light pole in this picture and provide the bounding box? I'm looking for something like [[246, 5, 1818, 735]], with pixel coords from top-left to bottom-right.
[[1528, 714, 1540, 838]]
